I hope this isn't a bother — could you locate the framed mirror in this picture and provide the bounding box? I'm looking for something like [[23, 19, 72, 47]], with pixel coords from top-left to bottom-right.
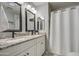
[[37, 17, 45, 31], [25, 10, 35, 31], [0, 2, 22, 32]]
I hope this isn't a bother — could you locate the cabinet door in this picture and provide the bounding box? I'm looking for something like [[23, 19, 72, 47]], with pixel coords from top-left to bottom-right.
[[36, 42, 41, 56], [27, 45, 37, 56], [18, 51, 27, 56], [36, 39, 45, 56], [40, 39, 45, 55]]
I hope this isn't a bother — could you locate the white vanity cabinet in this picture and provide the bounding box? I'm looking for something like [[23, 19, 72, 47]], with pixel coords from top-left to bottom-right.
[[0, 35, 45, 56], [17, 35, 45, 56]]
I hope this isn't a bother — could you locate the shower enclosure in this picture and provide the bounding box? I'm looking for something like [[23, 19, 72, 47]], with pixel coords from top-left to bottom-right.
[[49, 5, 79, 56]]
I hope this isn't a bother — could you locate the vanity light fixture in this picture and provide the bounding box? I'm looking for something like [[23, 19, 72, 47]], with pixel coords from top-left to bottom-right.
[[31, 7, 35, 10], [26, 5, 37, 14], [32, 8, 37, 14], [17, 2, 24, 4], [9, 3, 15, 7], [26, 4, 31, 10], [37, 14, 44, 20], [40, 16, 44, 20]]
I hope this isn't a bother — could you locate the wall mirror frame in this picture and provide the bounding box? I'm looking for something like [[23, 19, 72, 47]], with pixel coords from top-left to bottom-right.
[[0, 2, 22, 38], [41, 20, 45, 30], [25, 9, 36, 32], [2, 2, 22, 32]]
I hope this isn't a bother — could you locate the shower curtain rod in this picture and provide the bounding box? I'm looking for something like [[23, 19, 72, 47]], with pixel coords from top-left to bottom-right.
[[52, 5, 79, 12]]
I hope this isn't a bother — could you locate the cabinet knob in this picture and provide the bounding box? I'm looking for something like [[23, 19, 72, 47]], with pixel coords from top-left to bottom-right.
[[27, 53, 29, 55]]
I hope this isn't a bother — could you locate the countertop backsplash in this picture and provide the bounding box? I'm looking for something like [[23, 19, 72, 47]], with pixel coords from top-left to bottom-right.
[[0, 32, 12, 39], [0, 32, 30, 39]]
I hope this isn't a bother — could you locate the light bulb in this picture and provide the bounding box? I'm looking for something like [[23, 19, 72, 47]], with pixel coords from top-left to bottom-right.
[[32, 7, 35, 10], [41, 17, 44, 20], [27, 5, 31, 9]]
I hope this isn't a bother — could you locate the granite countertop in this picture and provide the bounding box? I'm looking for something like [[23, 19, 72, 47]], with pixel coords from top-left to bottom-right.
[[0, 34, 45, 49]]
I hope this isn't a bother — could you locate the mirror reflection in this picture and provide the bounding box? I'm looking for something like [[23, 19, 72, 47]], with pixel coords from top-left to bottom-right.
[[0, 2, 21, 32]]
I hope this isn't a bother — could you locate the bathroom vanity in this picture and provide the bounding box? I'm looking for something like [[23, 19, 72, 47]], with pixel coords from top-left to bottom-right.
[[0, 34, 46, 56], [0, 2, 46, 56]]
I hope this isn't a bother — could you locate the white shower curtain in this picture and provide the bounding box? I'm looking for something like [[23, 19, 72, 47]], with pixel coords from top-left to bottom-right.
[[49, 10, 61, 55], [61, 8, 70, 55], [50, 6, 79, 56]]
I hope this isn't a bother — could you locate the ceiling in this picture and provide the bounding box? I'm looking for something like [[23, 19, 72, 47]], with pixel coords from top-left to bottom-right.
[[49, 2, 79, 10], [30, 2, 79, 11], [32, 2, 46, 7]]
